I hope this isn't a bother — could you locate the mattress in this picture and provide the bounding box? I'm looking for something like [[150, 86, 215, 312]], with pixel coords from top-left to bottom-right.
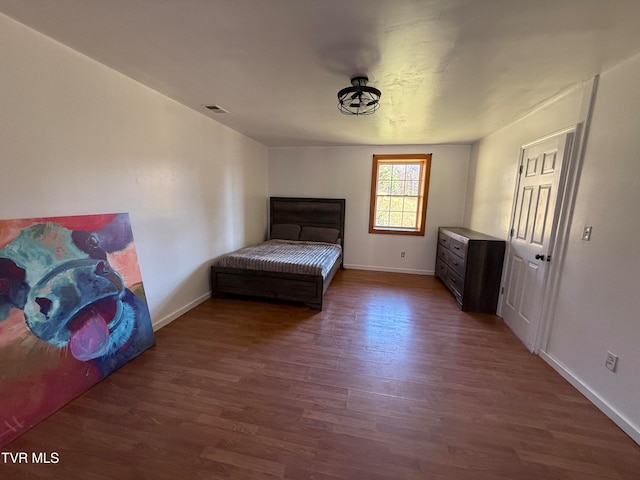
[[212, 239, 342, 279]]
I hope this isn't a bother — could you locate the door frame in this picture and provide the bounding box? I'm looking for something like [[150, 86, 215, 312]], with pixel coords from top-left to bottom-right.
[[499, 77, 598, 354]]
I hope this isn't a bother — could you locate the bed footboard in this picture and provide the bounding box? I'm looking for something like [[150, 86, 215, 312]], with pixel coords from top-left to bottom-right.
[[211, 266, 325, 310]]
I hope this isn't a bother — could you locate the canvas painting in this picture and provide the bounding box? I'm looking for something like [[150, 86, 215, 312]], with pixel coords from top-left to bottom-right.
[[0, 213, 154, 447]]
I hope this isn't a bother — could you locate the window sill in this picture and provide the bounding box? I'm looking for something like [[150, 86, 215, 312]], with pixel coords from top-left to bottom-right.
[[369, 227, 425, 236]]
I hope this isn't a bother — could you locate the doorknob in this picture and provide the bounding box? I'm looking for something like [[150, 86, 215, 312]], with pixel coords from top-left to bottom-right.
[[534, 254, 545, 260]]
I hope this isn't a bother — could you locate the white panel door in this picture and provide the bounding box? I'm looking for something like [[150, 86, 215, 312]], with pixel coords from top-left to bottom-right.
[[502, 132, 573, 351]]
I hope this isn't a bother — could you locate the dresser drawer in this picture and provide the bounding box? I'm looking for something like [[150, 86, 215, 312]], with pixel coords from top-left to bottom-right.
[[449, 237, 467, 259], [438, 232, 450, 249], [436, 245, 450, 264], [435, 258, 448, 280], [447, 253, 466, 277], [445, 269, 464, 298]]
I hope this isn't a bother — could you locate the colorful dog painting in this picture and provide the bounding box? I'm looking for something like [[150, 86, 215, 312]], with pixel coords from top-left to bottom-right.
[[0, 213, 154, 447]]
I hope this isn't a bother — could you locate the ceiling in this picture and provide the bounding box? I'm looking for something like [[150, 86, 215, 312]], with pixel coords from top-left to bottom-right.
[[2, 0, 640, 147]]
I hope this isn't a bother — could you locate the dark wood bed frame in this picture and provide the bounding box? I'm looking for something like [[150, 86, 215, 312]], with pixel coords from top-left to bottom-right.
[[210, 197, 345, 310]]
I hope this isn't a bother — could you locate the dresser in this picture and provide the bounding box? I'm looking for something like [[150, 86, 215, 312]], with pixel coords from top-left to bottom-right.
[[435, 227, 506, 314]]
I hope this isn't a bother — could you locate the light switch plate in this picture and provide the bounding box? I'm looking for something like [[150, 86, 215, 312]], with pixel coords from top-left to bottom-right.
[[582, 226, 593, 241]]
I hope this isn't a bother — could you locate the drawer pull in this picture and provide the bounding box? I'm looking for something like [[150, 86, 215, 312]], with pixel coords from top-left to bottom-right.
[[454, 246, 460, 250]]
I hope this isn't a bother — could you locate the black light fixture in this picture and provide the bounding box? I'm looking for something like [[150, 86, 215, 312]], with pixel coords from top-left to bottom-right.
[[337, 75, 381, 116]]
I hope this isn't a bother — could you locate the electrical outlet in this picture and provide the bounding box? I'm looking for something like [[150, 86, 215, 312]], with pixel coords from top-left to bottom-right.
[[605, 351, 618, 372], [400, 251, 405, 258], [582, 226, 593, 241]]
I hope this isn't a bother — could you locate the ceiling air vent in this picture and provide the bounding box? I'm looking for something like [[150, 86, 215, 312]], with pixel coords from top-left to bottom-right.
[[203, 104, 228, 114]]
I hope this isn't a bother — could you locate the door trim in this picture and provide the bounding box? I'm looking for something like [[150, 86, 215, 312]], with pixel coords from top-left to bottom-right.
[[498, 76, 599, 354], [536, 76, 599, 353]]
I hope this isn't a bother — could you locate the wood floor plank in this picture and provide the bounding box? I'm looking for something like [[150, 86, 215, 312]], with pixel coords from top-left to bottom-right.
[[200, 447, 286, 477], [4, 270, 640, 479]]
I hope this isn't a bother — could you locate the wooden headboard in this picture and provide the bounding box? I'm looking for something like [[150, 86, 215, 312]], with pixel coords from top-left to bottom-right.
[[269, 197, 346, 263]]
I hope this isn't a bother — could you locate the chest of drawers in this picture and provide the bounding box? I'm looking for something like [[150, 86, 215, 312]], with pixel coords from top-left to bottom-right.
[[435, 227, 505, 314]]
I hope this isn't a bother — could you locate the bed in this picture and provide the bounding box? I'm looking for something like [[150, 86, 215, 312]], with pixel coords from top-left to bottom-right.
[[210, 197, 345, 310]]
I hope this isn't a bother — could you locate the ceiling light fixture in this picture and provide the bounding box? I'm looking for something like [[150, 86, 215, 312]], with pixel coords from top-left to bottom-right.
[[337, 75, 381, 116]]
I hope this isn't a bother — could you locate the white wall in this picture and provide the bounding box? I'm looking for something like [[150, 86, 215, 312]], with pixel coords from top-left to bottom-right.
[[0, 14, 268, 329], [269, 145, 470, 274], [466, 54, 640, 441], [465, 83, 588, 237], [544, 53, 640, 439]]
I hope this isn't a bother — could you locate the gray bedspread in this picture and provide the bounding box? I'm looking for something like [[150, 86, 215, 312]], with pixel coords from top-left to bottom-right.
[[212, 239, 342, 278]]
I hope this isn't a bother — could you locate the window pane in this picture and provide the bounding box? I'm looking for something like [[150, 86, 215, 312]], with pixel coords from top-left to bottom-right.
[[389, 211, 403, 227], [390, 196, 404, 211], [378, 180, 391, 194], [406, 164, 421, 181], [375, 210, 389, 226], [376, 195, 390, 211], [402, 212, 417, 228], [391, 181, 405, 195], [404, 196, 418, 212], [379, 164, 392, 181], [406, 181, 419, 196], [392, 165, 406, 181]]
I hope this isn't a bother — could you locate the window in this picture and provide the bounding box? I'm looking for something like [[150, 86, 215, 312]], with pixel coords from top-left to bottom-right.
[[369, 154, 431, 236]]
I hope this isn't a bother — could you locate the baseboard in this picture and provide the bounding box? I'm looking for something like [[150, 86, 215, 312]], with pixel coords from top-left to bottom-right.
[[152, 291, 211, 332], [344, 264, 433, 275], [539, 350, 640, 445]]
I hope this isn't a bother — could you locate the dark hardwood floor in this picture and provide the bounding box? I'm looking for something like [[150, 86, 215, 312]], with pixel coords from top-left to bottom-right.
[[4, 270, 640, 479]]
